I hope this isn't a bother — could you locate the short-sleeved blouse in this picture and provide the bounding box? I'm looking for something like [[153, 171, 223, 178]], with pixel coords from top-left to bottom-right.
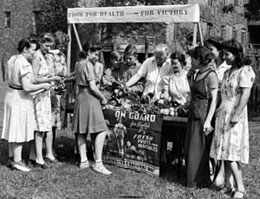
[[163, 70, 190, 105], [7, 55, 33, 88], [221, 65, 255, 99], [94, 61, 104, 83], [205, 72, 219, 90], [190, 68, 218, 99], [75, 59, 95, 86]]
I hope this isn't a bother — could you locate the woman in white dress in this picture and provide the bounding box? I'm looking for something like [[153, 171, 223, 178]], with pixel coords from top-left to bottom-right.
[[210, 40, 255, 198], [1, 38, 51, 172]]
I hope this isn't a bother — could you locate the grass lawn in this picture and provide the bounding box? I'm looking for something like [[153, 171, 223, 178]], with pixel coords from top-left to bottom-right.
[[0, 81, 260, 199]]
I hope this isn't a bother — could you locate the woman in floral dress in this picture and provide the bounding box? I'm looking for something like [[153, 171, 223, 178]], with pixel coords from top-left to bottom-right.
[[210, 40, 255, 198], [30, 33, 62, 168], [46, 31, 69, 156]]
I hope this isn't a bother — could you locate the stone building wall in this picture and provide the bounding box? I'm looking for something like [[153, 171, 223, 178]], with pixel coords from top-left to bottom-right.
[[0, 0, 36, 79]]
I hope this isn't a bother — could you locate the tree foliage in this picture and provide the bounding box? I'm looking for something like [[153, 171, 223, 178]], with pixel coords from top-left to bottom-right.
[[35, 0, 76, 34], [95, 0, 187, 48], [35, 0, 188, 51], [244, 0, 260, 20]]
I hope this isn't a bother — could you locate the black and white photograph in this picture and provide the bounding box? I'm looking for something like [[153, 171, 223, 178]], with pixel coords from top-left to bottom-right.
[[0, 0, 260, 198]]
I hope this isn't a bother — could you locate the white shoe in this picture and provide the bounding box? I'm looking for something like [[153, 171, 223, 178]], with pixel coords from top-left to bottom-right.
[[12, 161, 31, 172], [92, 163, 112, 175]]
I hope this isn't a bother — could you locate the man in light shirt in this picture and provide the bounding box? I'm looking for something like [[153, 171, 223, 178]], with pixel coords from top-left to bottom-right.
[[125, 44, 173, 99]]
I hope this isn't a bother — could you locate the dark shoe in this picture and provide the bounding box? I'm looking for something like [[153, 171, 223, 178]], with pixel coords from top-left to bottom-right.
[[34, 162, 50, 169], [6, 159, 14, 168], [220, 186, 236, 196], [211, 184, 224, 191], [27, 159, 36, 167], [45, 157, 62, 165]]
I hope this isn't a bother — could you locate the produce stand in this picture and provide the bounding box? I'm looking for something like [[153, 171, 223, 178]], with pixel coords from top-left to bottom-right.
[[101, 108, 188, 176], [66, 4, 200, 175]]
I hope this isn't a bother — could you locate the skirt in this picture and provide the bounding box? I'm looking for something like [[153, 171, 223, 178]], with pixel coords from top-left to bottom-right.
[[210, 98, 249, 164], [33, 90, 52, 132], [72, 87, 107, 134], [51, 91, 66, 130], [184, 100, 212, 187], [1, 89, 35, 143]]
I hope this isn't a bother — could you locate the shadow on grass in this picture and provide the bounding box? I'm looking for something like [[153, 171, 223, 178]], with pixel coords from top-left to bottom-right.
[[0, 140, 8, 166], [54, 136, 95, 165], [160, 162, 186, 186], [0, 135, 94, 167]]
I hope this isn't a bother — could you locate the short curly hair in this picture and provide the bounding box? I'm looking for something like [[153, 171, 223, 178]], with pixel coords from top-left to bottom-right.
[[40, 32, 54, 44], [193, 46, 214, 65], [54, 31, 69, 46], [17, 38, 31, 53], [110, 50, 121, 61]]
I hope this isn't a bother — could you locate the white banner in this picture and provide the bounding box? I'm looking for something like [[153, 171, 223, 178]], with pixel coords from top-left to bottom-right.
[[68, 4, 200, 24]]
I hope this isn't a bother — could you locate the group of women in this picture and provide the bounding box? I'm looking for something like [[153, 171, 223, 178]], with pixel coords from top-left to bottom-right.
[[1, 32, 255, 196], [81, 38, 254, 199], [184, 39, 255, 199], [1, 32, 114, 175], [1, 32, 70, 172]]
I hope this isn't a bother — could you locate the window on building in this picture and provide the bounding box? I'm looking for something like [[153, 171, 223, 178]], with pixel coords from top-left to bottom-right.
[[234, 0, 239, 6], [4, 11, 11, 28], [221, 25, 226, 40], [241, 29, 247, 45], [232, 27, 238, 40]]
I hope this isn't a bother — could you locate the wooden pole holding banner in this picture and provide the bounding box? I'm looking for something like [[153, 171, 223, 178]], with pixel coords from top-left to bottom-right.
[[72, 23, 83, 51], [67, 24, 72, 73], [192, 22, 198, 48], [145, 34, 148, 59], [197, 22, 204, 46]]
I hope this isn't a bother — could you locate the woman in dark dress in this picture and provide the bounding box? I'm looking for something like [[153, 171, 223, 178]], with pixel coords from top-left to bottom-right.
[[185, 46, 218, 187], [72, 43, 112, 175]]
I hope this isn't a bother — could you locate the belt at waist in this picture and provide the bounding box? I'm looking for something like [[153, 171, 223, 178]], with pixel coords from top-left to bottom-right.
[[9, 85, 23, 90]]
